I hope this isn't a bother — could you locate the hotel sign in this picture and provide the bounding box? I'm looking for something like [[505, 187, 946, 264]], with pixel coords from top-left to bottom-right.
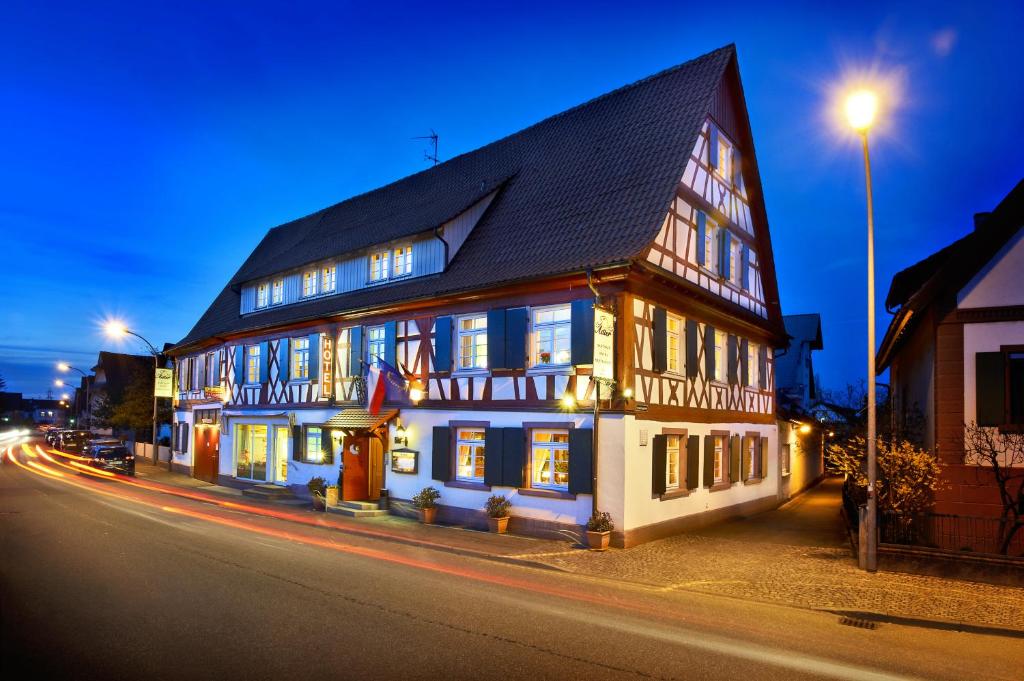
[[592, 306, 615, 381], [320, 334, 334, 398], [154, 368, 174, 398]]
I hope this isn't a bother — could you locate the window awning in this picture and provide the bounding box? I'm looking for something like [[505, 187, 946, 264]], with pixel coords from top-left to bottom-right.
[[324, 408, 398, 432]]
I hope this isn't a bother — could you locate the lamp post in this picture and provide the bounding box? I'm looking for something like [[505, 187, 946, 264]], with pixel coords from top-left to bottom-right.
[[58, 363, 91, 429], [105, 321, 163, 466], [845, 89, 879, 572]]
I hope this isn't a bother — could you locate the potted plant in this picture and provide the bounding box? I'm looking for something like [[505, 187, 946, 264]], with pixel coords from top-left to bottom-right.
[[412, 486, 441, 524], [308, 476, 327, 511], [484, 494, 512, 534], [586, 511, 614, 551], [325, 484, 340, 507]]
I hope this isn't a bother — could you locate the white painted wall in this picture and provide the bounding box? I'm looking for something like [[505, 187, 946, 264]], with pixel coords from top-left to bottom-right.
[[958, 227, 1024, 308], [962, 321, 1024, 424]]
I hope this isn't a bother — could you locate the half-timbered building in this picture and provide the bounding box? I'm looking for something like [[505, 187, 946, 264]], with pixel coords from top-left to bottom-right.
[[169, 45, 788, 547]]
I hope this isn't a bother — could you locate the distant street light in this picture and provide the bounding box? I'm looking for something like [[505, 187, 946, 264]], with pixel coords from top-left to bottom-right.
[[845, 87, 880, 572], [54, 379, 64, 387], [104, 319, 164, 467], [58, 362, 92, 429]]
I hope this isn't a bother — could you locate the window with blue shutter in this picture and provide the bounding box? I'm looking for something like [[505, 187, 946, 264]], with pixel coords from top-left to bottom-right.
[[308, 334, 320, 381], [704, 325, 715, 380], [278, 339, 290, 382], [486, 309, 507, 369], [741, 245, 750, 290], [233, 346, 244, 385], [719, 230, 731, 278], [431, 426, 452, 482], [383, 321, 397, 368], [348, 326, 363, 376], [652, 307, 668, 374], [686, 319, 699, 378], [727, 335, 739, 385], [570, 299, 595, 366], [483, 427, 504, 486], [739, 338, 749, 386], [434, 316, 453, 373], [709, 127, 719, 169], [258, 341, 269, 384], [505, 308, 529, 370], [501, 428, 524, 487], [567, 428, 593, 495], [696, 211, 707, 266], [758, 345, 768, 390]]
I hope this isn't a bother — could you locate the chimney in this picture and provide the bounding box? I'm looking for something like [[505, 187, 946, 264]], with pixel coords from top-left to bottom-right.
[[973, 212, 992, 231]]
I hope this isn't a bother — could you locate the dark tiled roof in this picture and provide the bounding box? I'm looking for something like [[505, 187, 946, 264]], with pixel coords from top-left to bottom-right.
[[177, 45, 753, 349], [324, 408, 398, 431]]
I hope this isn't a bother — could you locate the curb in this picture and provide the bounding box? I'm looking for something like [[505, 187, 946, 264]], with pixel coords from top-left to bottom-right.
[[824, 609, 1024, 639]]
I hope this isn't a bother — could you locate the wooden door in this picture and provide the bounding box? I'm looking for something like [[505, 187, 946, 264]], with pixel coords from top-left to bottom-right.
[[193, 426, 219, 484], [342, 435, 369, 501], [368, 437, 383, 501]]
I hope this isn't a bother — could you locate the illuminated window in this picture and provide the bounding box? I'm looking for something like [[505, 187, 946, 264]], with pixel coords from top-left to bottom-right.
[[713, 435, 725, 483], [531, 429, 569, 490], [337, 328, 352, 378], [748, 341, 760, 388], [205, 351, 219, 386], [246, 345, 261, 384], [532, 305, 571, 366], [393, 246, 413, 277], [730, 238, 741, 283], [666, 314, 684, 374], [455, 428, 486, 482], [235, 424, 268, 481], [302, 270, 317, 297], [321, 265, 336, 293], [304, 426, 324, 464], [781, 443, 791, 476], [703, 217, 718, 274], [713, 330, 727, 383], [256, 283, 269, 308], [292, 337, 310, 380], [747, 436, 759, 479], [457, 314, 488, 370], [716, 133, 732, 182], [271, 278, 284, 305], [367, 325, 385, 368], [369, 250, 390, 282], [666, 435, 681, 490]]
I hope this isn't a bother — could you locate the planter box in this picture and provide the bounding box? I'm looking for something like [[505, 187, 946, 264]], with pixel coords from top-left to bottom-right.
[[419, 507, 437, 524], [587, 530, 611, 551], [488, 516, 510, 534]]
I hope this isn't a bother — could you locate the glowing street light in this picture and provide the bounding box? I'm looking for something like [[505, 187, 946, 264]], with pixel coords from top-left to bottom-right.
[[104, 318, 165, 467], [844, 89, 878, 132], [57, 362, 91, 429], [54, 379, 65, 387]]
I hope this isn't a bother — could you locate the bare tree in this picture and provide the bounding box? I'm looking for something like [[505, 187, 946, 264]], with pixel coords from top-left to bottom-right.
[[0, 373, 6, 391], [963, 423, 1024, 556]]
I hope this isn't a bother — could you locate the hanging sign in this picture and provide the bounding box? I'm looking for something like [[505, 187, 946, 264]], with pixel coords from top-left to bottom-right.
[[320, 335, 334, 398], [592, 306, 615, 381], [154, 368, 174, 398]]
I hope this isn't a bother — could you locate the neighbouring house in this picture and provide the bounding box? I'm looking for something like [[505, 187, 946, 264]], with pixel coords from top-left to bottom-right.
[[775, 313, 825, 500], [878, 178, 1024, 520], [168, 45, 789, 547], [91, 351, 170, 443], [0, 393, 69, 426]]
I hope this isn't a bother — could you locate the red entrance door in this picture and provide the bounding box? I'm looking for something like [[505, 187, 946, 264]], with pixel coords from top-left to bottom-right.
[[342, 435, 369, 501], [193, 426, 220, 484]]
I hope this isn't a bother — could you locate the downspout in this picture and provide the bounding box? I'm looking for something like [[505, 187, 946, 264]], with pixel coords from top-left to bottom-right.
[[434, 225, 450, 268], [586, 269, 601, 519]]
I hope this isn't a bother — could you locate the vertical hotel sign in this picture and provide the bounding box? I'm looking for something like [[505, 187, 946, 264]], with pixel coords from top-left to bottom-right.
[[592, 306, 615, 381], [320, 334, 334, 398]]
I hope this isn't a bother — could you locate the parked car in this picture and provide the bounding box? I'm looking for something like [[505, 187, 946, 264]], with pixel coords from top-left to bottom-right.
[[81, 441, 135, 476], [46, 429, 68, 447], [58, 430, 94, 455]]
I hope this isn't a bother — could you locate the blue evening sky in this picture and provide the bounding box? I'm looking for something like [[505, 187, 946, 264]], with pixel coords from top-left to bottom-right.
[[2, 1, 1022, 397]]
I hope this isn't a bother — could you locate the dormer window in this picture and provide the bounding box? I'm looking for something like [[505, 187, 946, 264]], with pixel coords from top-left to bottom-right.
[[369, 250, 390, 282], [256, 283, 269, 308], [321, 265, 336, 293], [393, 246, 412, 277], [302, 270, 318, 297], [271, 278, 284, 305], [716, 134, 733, 183]]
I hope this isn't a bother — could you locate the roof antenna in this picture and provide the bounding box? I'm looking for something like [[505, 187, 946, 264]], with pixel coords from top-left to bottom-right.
[[413, 129, 439, 165]]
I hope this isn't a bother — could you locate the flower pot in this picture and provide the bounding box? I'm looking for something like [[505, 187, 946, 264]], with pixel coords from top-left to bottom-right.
[[488, 516, 510, 534], [312, 495, 326, 512], [587, 530, 611, 551], [419, 507, 437, 524], [325, 486, 339, 507]]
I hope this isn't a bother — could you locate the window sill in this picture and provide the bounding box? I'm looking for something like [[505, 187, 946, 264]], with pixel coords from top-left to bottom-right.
[[659, 488, 690, 501], [444, 480, 490, 492], [518, 487, 575, 500], [743, 477, 764, 486], [453, 368, 489, 377], [707, 482, 731, 493], [527, 365, 572, 376]]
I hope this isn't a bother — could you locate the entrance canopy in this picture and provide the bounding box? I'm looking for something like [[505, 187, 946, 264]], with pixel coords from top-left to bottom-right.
[[324, 408, 398, 434]]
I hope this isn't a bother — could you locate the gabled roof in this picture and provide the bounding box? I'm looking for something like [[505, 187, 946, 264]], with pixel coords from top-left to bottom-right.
[[878, 178, 1024, 370], [92, 351, 153, 389], [176, 45, 782, 350], [775, 313, 823, 396]]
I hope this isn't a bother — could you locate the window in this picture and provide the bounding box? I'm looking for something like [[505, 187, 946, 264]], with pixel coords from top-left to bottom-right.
[[666, 314, 683, 375], [457, 314, 488, 370], [367, 325, 385, 368], [666, 435, 681, 490], [321, 265, 336, 293], [713, 330, 727, 382], [746, 437, 759, 479], [337, 328, 352, 378], [291, 337, 310, 380], [531, 429, 569, 490], [246, 345, 261, 384], [455, 428, 486, 482], [716, 134, 733, 182], [730, 238, 741, 284], [256, 283, 269, 308], [393, 246, 413, 278], [271, 278, 284, 305], [712, 435, 725, 483], [703, 217, 718, 274], [532, 305, 571, 366], [369, 250, 390, 282], [302, 270, 318, 297], [748, 341, 760, 388], [305, 426, 324, 464], [235, 424, 268, 481], [205, 351, 219, 386], [1010, 352, 1024, 425], [781, 443, 791, 476]]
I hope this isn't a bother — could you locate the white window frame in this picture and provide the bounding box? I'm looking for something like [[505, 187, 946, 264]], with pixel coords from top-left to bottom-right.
[[392, 245, 413, 278], [666, 314, 684, 375], [713, 330, 727, 383], [455, 427, 486, 483], [256, 283, 269, 309], [291, 337, 310, 381], [337, 328, 352, 378], [703, 217, 718, 275], [271, 278, 284, 305], [530, 428, 570, 491], [713, 435, 725, 484], [369, 250, 390, 283], [729, 237, 741, 284], [781, 442, 791, 476], [747, 436, 758, 479], [367, 325, 385, 369], [456, 314, 488, 371], [666, 434, 681, 491], [304, 426, 324, 464], [321, 265, 336, 293], [205, 351, 219, 386], [302, 270, 318, 297], [245, 345, 261, 385], [716, 134, 733, 184], [531, 304, 571, 368]]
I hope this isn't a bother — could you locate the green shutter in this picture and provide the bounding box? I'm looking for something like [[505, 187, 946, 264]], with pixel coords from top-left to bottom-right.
[[686, 319, 699, 378], [652, 307, 668, 373], [758, 345, 768, 389], [727, 335, 739, 385], [702, 435, 715, 488], [308, 334, 320, 381], [568, 428, 593, 495], [483, 427, 504, 486], [686, 435, 700, 491], [431, 426, 451, 481], [976, 352, 1006, 426], [730, 435, 741, 484], [651, 434, 667, 495], [501, 428, 524, 487], [740, 338, 749, 386]]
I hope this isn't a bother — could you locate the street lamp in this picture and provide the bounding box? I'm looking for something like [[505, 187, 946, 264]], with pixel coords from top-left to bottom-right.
[[105, 319, 164, 467], [58, 362, 91, 429], [845, 88, 879, 572]]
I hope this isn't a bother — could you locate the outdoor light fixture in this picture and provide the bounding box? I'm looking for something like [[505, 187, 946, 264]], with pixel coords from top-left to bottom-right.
[[104, 319, 128, 338], [409, 386, 424, 403], [54, 379, 64, 387], [561, 394, 576, 410], [394, 424, 408, 446], [799, 424, 812, 435], [622, 387, 633, 399], [57, 362, 70, 371]]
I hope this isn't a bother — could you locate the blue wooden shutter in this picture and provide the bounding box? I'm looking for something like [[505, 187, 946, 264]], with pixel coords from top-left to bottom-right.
[[431, 426, 451, 481], [696, 211, 707, 266], [570, 299, 594, 366], [704, 325, 715, 379], [732, 148, 742, 187], [652, 306, 668, 373], [501, 427, 524, 487], [727, 335, 739, 385], [740, 338, 749, 386], [685, 319, 699, 378], [976, 352, 1005, 426], [568, 428, 593, 495], [278, 339, 290, 382], [348, 326, 363, 376], [181, 424, 188, 454], [741, 245, 750, 290], [486, 309, 507, 369], [686, 435, 700, 491], [651, 434, 667, 496], [234, 346, 244, 384], [758, 345, 768, 389], [258, 342, 269, 384], [719, 230, 731, 277], [483, 427, 504, 486], [505, 308, 529, 370], [709, 127, 719, 169], [308, 333, 320, 381], [434, 316, 452, 373], [383, 321, 397, 368], [291, 424, 303, 461]]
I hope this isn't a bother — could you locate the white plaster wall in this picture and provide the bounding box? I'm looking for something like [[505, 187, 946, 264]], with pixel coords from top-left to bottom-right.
[[962, 321, 1024, 424], [622, 417, 777, 530], [171, 409, 194, 469], [777, 421, 822, 501], [958, 227, 1024, 308]]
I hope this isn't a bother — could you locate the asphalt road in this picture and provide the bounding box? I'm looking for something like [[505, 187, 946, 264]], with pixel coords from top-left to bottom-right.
[[2, 438, 1021, 681]]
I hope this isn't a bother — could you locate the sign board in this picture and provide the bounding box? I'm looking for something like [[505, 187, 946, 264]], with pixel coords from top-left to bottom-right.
[[320, 334, 334, 399], [592, 306, 615, 381], [154, 368, 174, 398]]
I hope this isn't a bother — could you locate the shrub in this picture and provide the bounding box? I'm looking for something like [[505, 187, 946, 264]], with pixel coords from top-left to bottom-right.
[[484, 494, 512, 518], [826, 436, 942, 514], [586, 511, 614, 533], [412, 486, 441, 509]]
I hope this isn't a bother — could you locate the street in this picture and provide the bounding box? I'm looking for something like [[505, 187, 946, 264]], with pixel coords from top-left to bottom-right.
[[1, 439, 1020, 681]]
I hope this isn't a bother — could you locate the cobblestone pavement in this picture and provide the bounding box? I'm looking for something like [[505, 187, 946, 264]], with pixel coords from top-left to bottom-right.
[[514, 480, 1024, 631]]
